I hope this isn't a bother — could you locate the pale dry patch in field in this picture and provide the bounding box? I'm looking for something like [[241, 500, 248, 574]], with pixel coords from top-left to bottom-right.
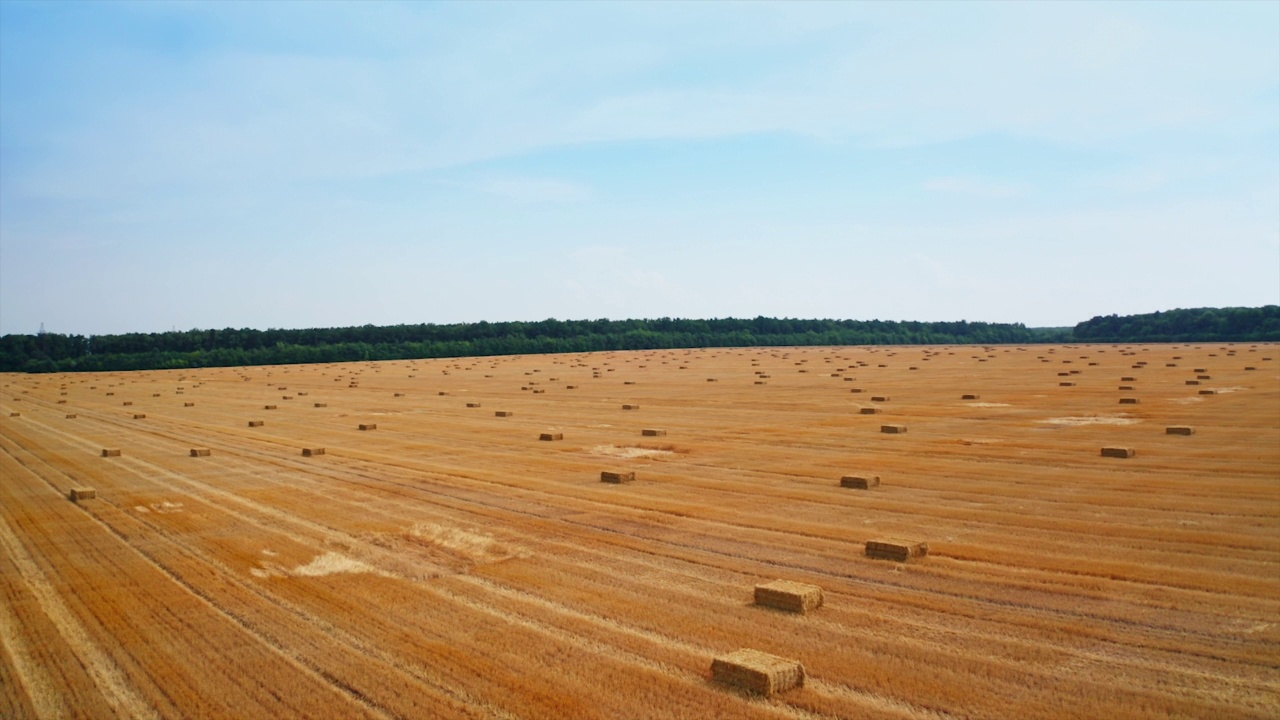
[[590, 444, 677, 459], [336, 522, 532, 580], [247, 549, 394, 580], [292, 552, 386, 578], [405, 522, 530, 566], [1037, 415, 1141, 426], [133, 499, 184, 509]]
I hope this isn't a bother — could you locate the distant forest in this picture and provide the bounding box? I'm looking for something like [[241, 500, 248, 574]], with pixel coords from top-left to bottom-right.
[[1073, 305, 1280, 343], [1, 306, 1275, 373]]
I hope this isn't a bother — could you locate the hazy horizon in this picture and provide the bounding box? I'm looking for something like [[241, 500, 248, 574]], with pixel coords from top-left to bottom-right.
[[2, 1, 1277, 336], [4, 309, 1257, 340]]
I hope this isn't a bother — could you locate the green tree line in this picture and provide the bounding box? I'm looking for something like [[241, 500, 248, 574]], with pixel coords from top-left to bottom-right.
[[2, 307, 1273, 374], [1, 317, 1047, 373], [1073, 306, 1280, 343]]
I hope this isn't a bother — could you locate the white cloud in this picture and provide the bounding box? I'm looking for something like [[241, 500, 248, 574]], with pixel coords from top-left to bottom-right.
[[473, 177, 592, 205], [561, 246, 682, 312], [923, 176, 1028, 199], [1092, 169, 1171, 194], [7, 2, 1276, 205]]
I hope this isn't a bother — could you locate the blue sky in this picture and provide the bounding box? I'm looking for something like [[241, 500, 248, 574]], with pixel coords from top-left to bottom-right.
[[1, 0, 1276, 336]]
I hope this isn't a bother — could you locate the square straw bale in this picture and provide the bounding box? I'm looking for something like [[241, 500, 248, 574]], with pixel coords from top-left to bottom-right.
[[711, 649, 805, 696]]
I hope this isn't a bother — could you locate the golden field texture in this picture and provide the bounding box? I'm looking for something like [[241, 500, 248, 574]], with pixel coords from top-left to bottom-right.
[[1, 343, 1278, 719]]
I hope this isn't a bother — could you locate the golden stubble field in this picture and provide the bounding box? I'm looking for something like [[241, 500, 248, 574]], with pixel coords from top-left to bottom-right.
[[1, 343, 1277, 719]]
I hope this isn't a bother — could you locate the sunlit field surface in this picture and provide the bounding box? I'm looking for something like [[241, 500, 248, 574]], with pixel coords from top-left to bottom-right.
[[3, 343, 1277, 719]]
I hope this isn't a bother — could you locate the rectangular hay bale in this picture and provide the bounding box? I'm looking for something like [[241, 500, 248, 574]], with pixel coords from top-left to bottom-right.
[[190, 448, 211, 457], [880, 424, 907, 434], [600, 470, 635, 484], [68, 488, 96, 502], [1166, 426, 1195, 436], [1101, 446, 1135, 458], [248, 420, 264, 427], [711, 649, 805, 696], [754, 580, 824, 614], [840, 474, 880, 489], [865, 539, 928, 562], [539, 432, 563, 441], [101, 449, 121, 457], [358, 423, 377, 431], [641, 429, 666, 437], [302, 447, 326, 456]]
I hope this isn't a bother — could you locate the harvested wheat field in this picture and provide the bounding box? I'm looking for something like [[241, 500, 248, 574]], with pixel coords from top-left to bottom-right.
[[2, 343, 1278, 719]]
